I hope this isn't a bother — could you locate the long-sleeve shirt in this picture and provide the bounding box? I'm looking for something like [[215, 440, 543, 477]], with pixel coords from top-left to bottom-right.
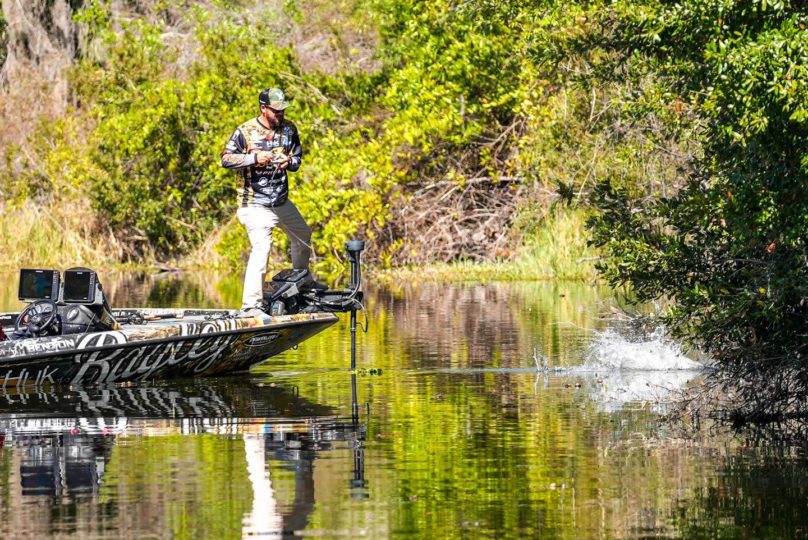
[[221, 117, 303, 208]]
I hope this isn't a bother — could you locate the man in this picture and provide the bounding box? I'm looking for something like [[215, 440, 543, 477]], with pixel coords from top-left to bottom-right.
[[221, 87, 316, 316]]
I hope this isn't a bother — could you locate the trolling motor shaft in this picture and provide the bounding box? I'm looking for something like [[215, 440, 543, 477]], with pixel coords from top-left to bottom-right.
[[344, 240, 365, 372]]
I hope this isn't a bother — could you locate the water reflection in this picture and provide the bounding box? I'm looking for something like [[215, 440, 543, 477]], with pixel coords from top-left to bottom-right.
[[0, 379, 365, 538], [0, 270, 243, 313], [376, 282, 607, 369], [667, 438, 808, 539], [101, 271, 243, 310], [3, 275, 808, 538]]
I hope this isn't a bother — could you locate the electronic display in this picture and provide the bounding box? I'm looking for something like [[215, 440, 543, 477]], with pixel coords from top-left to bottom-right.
[[63, 268, 97, 304], [18, 269, 60, 301]]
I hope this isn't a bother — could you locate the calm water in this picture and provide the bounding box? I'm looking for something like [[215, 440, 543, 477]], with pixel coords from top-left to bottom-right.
[[0, 272, 806, 539]]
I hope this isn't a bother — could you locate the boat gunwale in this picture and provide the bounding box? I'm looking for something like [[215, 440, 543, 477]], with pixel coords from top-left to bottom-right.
[[0, 311, 338, 363]]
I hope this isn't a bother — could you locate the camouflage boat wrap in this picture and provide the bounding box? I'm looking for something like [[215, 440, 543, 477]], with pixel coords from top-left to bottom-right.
[[0, 309, 337, 387]]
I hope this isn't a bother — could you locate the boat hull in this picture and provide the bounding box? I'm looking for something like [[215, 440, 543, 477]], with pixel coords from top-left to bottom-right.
[[0, 311, 338, 386]]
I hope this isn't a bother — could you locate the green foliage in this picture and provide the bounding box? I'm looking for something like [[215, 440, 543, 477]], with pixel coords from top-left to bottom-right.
[[212, 217, 249, 270], [65, 0, 574, 270], [70, 11, 304, 255], [588, 2, 808, 420], [0, 0, 753, 310], [0, 8, 6, 67], [1, 0, 696, 275], [61, 2, 396, 270]]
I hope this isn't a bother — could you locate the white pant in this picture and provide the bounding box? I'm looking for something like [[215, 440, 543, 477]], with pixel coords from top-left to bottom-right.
[[236, 202, 312, 310]]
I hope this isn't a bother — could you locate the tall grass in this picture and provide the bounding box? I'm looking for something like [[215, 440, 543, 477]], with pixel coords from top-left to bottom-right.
[[510, 208, 599, 280], [377, 208, 599, 282], [0, 195, 598, 283], [0, 198, 125, 269]]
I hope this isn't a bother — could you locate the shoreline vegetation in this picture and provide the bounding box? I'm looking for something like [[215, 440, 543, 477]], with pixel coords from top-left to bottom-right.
[[375, 208, 599, 282], [0, 0, 688, 279], [0, 197, 597, 281]]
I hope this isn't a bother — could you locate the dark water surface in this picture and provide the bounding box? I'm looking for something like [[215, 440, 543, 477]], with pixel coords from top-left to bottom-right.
[[0, 272, 807, 539]]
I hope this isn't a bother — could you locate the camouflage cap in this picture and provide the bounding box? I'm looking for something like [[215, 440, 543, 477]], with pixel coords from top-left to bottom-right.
[[258, 88, 290, 110]]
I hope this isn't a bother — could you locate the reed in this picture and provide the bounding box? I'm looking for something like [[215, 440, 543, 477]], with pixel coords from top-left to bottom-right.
[[0, 198, 126, 269], [510, 208, 599, 280]]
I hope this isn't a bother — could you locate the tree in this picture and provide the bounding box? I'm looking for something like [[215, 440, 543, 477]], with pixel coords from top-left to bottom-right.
[[589, 1, 808, 423]]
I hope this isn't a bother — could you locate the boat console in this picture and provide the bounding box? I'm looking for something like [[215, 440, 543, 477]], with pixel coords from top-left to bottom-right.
[[12, 267, 117, 338]]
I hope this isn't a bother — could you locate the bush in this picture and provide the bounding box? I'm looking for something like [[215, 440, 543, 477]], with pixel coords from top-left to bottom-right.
[[588, 2, 808, 422]]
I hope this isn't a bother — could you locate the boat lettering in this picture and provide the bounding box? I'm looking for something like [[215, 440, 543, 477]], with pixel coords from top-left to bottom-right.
[[186, 323, 223, 359], [177, 319, 241, 338], [1, 364, 59, 388], [129, 341, 181, 381], [106, 346, 151, 382], [77, 332, 129, 350], [21, 338, 75, 354], [69, 333, 239, 384], [70, 332, 130, 383], [245, 332, 281, 347], [3, 368, 29, 388], [191, 335, 237, 372], [37, 365, 58, 385]]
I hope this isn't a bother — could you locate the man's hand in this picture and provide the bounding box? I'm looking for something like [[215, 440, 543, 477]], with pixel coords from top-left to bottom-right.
[[255, 151, 273, 167], [272, 155, 290, 170], [254, 150, 289, 169]]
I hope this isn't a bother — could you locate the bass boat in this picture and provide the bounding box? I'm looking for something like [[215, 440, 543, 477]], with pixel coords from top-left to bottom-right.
[[0, 241, 366, 387]]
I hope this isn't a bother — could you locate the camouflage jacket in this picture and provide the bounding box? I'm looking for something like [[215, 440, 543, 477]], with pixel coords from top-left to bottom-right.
[[221, 117, 303, 207]]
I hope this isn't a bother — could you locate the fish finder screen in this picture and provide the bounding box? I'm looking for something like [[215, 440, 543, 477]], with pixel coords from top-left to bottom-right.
[[63, 269, 96, 303], [18, 269, 60, 301]]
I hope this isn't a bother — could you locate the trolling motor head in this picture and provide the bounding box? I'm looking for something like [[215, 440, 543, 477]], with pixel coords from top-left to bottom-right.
[[346, 239, 365, 256], [345, 240, 365, 290]]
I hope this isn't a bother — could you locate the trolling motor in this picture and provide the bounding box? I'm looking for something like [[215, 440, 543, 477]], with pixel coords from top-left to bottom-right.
[[345, 240, 365, 372], [261, 240, 365, 316], [261, 240, 366, 369]]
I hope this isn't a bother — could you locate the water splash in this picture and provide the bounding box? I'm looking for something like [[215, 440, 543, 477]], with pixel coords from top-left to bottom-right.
[[575, 327, 704, 412], [584, 326, 702, 371]]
